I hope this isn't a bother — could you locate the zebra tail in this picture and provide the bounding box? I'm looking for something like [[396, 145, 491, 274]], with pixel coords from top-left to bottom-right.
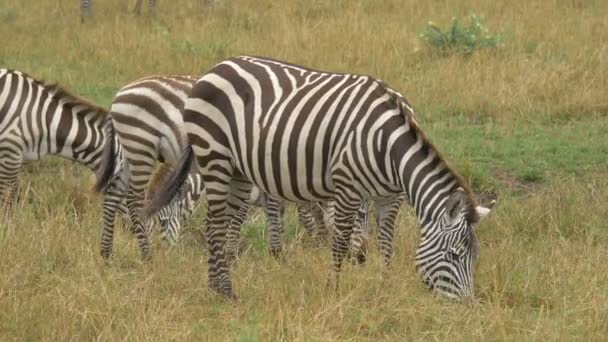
[[144, 145, 194, 220], [94, 121, 116, 193]]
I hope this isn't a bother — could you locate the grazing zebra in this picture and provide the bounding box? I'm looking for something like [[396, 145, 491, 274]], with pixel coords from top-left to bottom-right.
[[146, 56, 496, 301], [93, 74, 203, 260], [0, 69, 110, 203], [153, 174, 201, 243], [80, 0, 157, 22], [0, 69, 189, 252], [94, 74, 367, 260], [111, 163, 201, 244]]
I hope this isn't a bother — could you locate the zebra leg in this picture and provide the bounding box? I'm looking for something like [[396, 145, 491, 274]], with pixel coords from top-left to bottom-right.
[[311, 201, 333, 243], [224, 178, 253, 263], [133, 0, 155, 15], [124, 163, 155, 260], [297, 203, 316, 237], [125, 189, 151, 260], [204, 191, 233, 298], [100, 185, 125, 260], [0, 155, 23, 206], [350, 202, 370, 265], [80, 0, 92, 22], [148, 0, 157, 14], [332, 191, 361, 292], [205, 176, 251, 300], [375, 194, 403, 267], [225, 202, 249, 263], [116, 198, 130, 223], [263, 195, 285, 258], [133, 0, 143, 14]]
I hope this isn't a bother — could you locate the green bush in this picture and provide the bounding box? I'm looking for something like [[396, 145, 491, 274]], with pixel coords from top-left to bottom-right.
[[420, 15, 503, 56], [0, 8, 17, 21]]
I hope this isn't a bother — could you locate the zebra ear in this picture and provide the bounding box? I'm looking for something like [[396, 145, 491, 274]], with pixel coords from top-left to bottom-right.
[[475, 191, 498, 222], [475, 201, 496, 220], [444, 188, 466, 222]]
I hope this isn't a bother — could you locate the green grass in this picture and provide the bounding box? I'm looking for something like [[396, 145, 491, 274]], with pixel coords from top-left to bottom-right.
[[1, 0, 608, 340], [423, 116, 608, 191]]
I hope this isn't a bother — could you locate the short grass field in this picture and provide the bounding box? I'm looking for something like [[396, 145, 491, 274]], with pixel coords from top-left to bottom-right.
[[1, 0, 608, 340]]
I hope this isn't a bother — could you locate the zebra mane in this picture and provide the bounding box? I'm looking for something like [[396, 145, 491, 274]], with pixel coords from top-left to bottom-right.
[[379, 81, 480, 224], [12, 69, 109, 116], [45, 82, 109, 115], [377, 80, 417, 121]]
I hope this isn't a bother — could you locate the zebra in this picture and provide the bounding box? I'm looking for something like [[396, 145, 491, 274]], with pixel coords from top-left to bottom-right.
[[0, 69, 110, 203], [146, 56, 496, 301], [110, 163, 202, 244], [94, 74, 368, 260], [93, 74, 204, 260], [80, 0, 157, 22], [144, 165, 205, 244], [0, 69, 189, 251]]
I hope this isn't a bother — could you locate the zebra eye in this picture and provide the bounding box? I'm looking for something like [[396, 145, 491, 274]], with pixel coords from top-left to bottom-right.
[[447, 248, 460, 260]]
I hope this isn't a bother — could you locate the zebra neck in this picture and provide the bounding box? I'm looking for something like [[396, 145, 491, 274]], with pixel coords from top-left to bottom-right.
[[394, 127, 460, 234], [52, 100, 108, 171]]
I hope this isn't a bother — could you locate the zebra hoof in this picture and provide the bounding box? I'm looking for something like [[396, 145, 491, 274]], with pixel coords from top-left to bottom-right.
[[225, 292, 238, 302], [101, 255, 113, 265], [209, 282, 238, 302], [211, 288, 238, 302], [100, 250, 112, 261], [269, 247, 283, 259], [140, 252, 152, 263]]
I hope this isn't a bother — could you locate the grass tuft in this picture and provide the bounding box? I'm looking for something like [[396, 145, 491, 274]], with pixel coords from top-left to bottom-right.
[[420, 15, 504, 56]]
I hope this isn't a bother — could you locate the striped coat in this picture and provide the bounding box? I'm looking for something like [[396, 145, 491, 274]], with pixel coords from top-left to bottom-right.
[[94, 74, 370, 260], [0, 69, 191, 254], [147, 56, 496, 301]]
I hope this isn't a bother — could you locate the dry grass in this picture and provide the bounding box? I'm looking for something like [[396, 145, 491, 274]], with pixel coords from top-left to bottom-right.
[[1, 0, 608, 340], [2, 170, 608, 340], [2, 0, 607, 122]]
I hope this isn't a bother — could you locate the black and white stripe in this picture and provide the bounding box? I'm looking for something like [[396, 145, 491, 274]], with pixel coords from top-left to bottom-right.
[[148, 56, 496, 301], [0, 69, 107, 202], [0, 69, 192, 256], [94, 74, 201, 260], [96, 74, 372, 261], [154, 172, 204, 244], [249, 191, 371, 261]]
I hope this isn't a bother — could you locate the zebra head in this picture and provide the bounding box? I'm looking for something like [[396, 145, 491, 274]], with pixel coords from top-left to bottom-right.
[[415, 188, 495, 301], [157, 202, 181, 246], [156, 181, 202, 246]]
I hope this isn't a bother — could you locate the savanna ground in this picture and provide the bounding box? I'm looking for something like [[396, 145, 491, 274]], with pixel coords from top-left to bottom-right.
[[1, 0, 608, 340]]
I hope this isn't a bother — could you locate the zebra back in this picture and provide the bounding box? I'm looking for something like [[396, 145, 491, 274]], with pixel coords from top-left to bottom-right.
[[0, 69, 109, 171]]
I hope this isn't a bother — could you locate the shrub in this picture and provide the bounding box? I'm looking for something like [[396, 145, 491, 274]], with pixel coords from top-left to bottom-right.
[[419, 15, 503, 56], [0, 8, 17, 21]]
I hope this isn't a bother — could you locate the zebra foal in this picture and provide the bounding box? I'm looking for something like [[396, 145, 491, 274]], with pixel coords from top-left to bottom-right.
[[147, 56, 496, 301]]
